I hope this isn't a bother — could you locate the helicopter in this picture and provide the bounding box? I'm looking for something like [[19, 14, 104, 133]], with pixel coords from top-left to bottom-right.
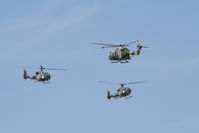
[[23, 65, 66, 83], [99, 81, 147, 99], [92, 40, 150, 63]]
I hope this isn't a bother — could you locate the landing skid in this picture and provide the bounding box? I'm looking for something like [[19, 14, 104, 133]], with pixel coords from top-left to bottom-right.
[[43, 81, 51, 84], [111, 61, 120, 63], [34, 81, 51, 84], [110, 95, 132, 100], [120, 61, 129, 64], [111, 60, 129, 63]]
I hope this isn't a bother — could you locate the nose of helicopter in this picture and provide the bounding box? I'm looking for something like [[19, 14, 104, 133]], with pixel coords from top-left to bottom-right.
[[44, 73, 51, 80], [128, 88, 131, 94], [46, 74, 51, 79]]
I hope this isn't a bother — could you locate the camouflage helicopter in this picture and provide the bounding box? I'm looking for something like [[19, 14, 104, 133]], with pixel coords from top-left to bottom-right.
[[92, 40, 150, 63], [23, 65, 66, 83], [99, 81, 147, 99]]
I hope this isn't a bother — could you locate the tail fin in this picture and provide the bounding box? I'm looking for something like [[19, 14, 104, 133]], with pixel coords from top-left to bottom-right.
[[107, 90, 111, 100], [130, 45, 143, 55], [135, 45, 143, 55], [23, 69, 28, 79], [130, 40, 149, 55]]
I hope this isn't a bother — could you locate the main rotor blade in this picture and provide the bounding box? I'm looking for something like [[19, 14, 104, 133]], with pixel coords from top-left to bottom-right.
[[125, 40, 140, 46], [101, 46, 118, 48], [91, 43, 117, 47], [99, 81, 120, 85], [92, 40, 143, 48], [99, 81, 147, 85], [91, 43, 128, 49], [20, 66, 67, 71], [125, 81, 147, 85], [45, 68, 67, 71]]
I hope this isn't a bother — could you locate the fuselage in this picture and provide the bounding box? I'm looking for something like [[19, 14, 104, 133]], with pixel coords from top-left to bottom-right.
[[108, 47, 131, 61], [117, 87, 131, 97], [36, 72, 51, 81]]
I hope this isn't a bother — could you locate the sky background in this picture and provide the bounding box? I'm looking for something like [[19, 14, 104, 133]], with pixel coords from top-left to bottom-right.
[[0, 0, 199, 133]]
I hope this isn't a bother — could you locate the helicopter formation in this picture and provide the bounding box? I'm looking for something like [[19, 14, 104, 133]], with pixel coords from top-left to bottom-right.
[[22, 40, 149, 100]]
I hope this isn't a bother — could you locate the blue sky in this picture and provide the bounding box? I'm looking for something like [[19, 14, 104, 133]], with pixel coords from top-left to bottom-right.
[[0, 0, 199, 133]]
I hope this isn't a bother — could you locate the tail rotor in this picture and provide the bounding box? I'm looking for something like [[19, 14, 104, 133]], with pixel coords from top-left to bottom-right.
[[129, 40, 151, 55], [135, 40, 151, 48]]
